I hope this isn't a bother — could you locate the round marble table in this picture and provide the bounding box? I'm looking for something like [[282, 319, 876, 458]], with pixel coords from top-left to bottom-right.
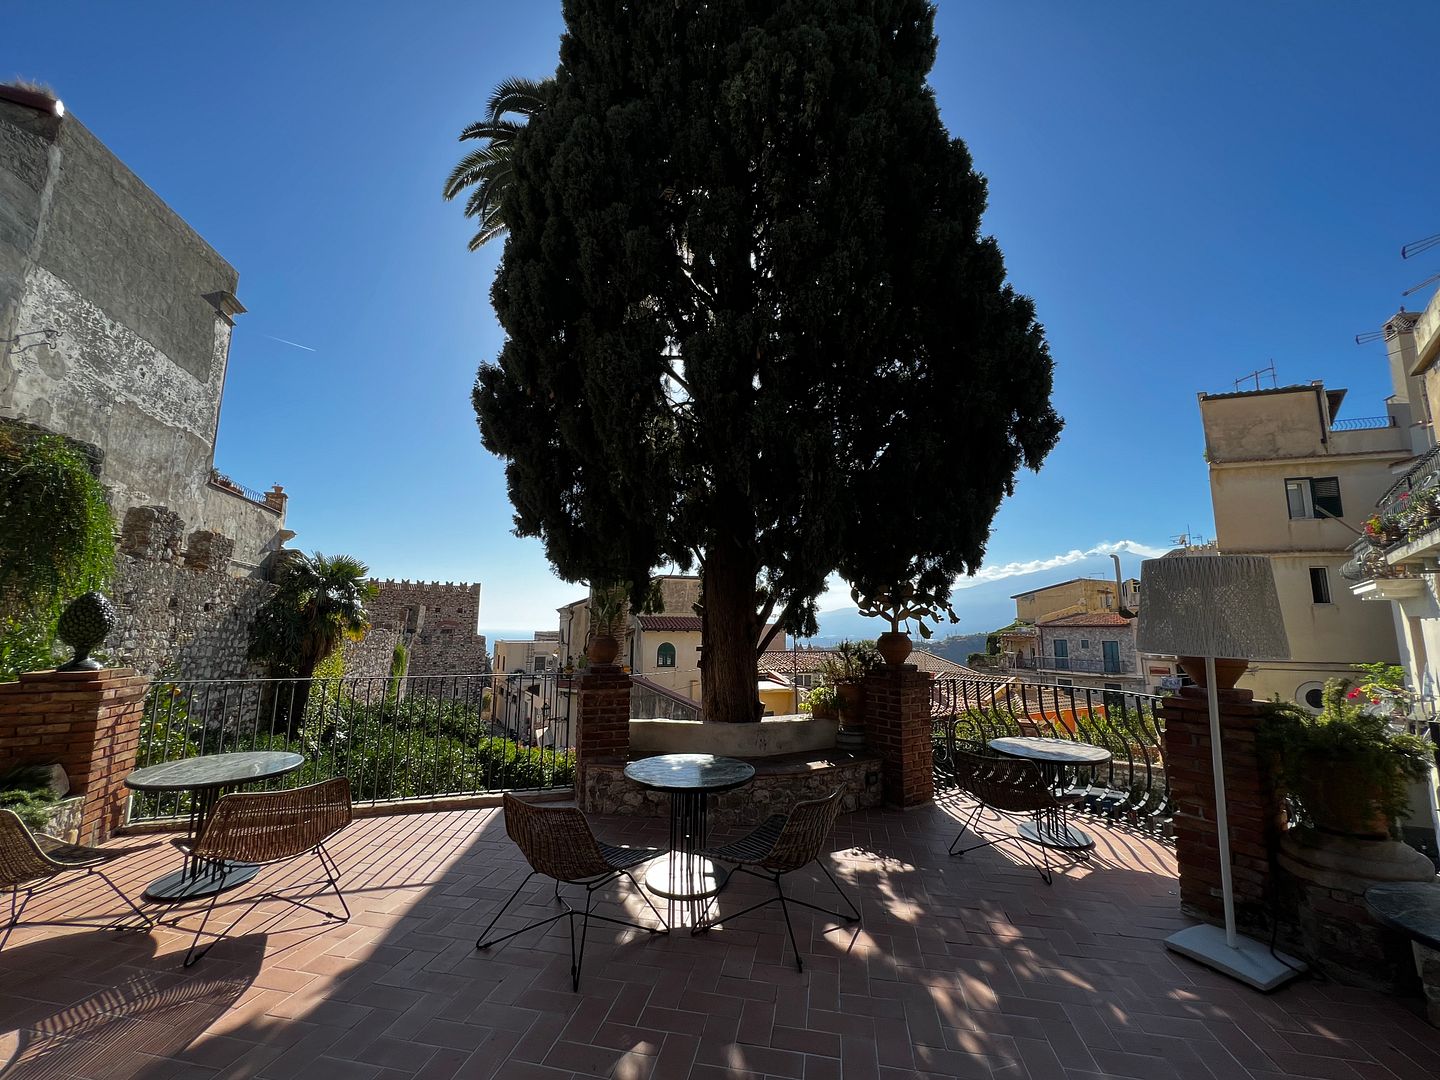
[[1365, 881, 1440, 952], [126, 751, 305, 901], [624, 754, 755, 913], [988, 737, 1112, 852]]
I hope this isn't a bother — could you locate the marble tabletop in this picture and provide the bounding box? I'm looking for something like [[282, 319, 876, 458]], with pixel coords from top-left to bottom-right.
[[1365, 881, 1440, 952], [624, 753, 756, 793], [989, 736, 1112, 765], [125, 751, 306, 792]]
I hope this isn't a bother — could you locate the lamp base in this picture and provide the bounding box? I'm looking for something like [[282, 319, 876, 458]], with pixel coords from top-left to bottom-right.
[[1165, 923, 1306, 992]]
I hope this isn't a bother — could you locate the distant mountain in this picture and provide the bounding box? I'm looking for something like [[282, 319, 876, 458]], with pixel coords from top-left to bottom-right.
[[806, 549, 1153, 647]]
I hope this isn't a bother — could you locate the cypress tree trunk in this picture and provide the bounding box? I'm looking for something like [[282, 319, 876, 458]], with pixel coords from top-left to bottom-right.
[[701, 539, 761, 724]]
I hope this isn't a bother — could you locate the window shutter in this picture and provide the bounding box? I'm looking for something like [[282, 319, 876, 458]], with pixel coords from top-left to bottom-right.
[[1311, 477, 1343, 520]]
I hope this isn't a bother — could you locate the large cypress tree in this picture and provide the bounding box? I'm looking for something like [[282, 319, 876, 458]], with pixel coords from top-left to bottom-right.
[[474, 0, 1062, 723]]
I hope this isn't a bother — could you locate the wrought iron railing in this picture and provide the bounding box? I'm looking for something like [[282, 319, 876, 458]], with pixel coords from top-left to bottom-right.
[[1031, 656, 1131, 675], [207, 471, 275, 509], [930, 675, 1173, 835], [130, 673, 574, 823]]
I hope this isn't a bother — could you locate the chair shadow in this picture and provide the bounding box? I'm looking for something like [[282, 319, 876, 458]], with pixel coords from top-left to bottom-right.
[[0, 929, 264, 1079]]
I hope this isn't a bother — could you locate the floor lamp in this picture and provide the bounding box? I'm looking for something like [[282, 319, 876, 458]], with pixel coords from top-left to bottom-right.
[[1137, 554, 1305, 991]]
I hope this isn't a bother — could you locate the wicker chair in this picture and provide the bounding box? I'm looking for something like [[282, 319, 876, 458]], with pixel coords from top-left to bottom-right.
[[1, 809, 153, 951], [945, 747, 1087, 884], [695, 788, 859, 972], [182, 777, 353, 967], [478, 793, 667, 991]]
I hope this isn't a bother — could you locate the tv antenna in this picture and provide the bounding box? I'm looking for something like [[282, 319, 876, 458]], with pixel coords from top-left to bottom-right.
[[1233, 363, 1277, 392], [1403, 271, 1440, 299], [1402, 232, 1440, 260]]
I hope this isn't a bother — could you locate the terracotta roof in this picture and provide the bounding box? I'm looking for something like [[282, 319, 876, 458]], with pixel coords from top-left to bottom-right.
[[636, 615, 702, 632], [1037, 612, 1134, 628]]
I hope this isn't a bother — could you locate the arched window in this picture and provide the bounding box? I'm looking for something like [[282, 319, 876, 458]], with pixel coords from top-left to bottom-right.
[[656, 642, 677, 668]]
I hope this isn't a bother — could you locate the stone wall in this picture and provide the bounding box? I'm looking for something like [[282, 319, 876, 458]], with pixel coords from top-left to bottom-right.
[[105, 505, 273, 680], [581, 752, 883, 827], [367, 579, 489, 675], [342, 626, 401, 684]]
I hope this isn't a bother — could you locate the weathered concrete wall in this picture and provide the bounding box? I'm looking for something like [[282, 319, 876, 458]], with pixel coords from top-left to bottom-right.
[[0, 95, 283, 575], [200, 482, 285, 576], [367, 579, 490, 675]]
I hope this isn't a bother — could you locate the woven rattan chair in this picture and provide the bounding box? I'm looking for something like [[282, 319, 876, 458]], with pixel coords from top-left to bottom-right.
[[478, 793, 667, 990], [946, 747, 1086, 884], [182, 777, 353, 967], [1, 808, 152, 951], [695, 788, 859, 972]]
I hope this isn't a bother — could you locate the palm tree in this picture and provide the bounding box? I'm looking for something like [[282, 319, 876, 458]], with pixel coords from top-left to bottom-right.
[[443, 76, 551, 250], [248, 550, 378, 734]]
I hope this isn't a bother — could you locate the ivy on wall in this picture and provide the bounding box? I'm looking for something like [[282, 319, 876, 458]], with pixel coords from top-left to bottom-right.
[[0, 423, 115, 679]]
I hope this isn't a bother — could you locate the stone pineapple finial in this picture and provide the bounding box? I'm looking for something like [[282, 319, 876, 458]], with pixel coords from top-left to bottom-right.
[[55, 591, 117, 672]]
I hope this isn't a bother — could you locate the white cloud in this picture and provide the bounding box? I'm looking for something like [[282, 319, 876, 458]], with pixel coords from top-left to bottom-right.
[[952, 539, 1172, 590], [815, 540, 1172, 611]]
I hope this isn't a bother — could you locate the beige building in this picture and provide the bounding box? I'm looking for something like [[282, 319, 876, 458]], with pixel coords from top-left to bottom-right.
[[1200, 376, 1417, 708], [1011, 577, 1131, 623], [492, 631, 560, 676], [1342, 305, 1440, 710]]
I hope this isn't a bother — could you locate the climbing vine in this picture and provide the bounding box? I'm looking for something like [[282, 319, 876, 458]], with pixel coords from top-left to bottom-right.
[[0, 424, 115, 679]]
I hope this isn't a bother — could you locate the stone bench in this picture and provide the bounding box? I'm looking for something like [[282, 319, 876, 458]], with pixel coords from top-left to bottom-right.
[[1365, 881, 1440, 1027]]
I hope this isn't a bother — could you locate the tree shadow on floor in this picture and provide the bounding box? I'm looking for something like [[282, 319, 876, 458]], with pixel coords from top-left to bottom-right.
[[0, 929, 264, 1079]]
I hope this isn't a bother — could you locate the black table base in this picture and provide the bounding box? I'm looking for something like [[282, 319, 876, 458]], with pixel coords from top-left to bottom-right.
[[651, 789, 729, 924], [143, 860, 259, 902]]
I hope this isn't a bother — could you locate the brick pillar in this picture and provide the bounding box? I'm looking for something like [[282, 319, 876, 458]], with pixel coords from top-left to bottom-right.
[[0, 669, 149, 843], [1160, 685, 1282, 930], [862, 665, 934, 809], [575, 665, 631, 812]]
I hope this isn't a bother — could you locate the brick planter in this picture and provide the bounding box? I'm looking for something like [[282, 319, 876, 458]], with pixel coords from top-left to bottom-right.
[[0, 668, 148, 843]]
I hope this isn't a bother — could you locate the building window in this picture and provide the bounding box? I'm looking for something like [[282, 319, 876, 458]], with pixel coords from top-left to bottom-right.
[[1309, 567, 1332, 604], [656, 642, 676, 668], [1080, 639, 1090, 650], [532, 656, 547, 673], [1286, 476, 1342, 520], [1053, 639, 1069, 670], [1056, 677, 1073, 687]]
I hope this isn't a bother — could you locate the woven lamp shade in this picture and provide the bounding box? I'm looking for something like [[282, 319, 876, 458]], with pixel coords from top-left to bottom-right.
[[1136, 555, 1290, 661]]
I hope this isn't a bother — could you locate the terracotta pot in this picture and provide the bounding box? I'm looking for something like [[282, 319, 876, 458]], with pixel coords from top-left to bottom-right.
[[810, 701, 838, 722], [586, 634, 620, 666], [1177, 656, 1248, 690], [1299, 760, 1393, 839], [837, 682, 864, 730], [877, 631, 913, 667]]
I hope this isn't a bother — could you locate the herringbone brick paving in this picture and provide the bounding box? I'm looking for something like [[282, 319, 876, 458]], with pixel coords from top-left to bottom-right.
[[0, 801, 1435, 1078]]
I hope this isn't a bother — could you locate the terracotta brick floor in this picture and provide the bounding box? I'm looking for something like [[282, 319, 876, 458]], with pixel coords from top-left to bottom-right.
[[1, 800, 1436, 1079]]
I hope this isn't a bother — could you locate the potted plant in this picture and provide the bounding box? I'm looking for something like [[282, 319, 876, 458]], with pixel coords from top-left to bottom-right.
[[1261, 677, 1433, 839], [805, 683, 839, 721], [820, 640, 884, 731], [852, 581, 958, 667], [586, 582, 628, 665]]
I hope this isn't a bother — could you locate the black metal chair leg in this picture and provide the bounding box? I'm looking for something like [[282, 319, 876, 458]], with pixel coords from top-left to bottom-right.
[[621, 871, 669, 932], [948, 803, 986, 856], [1, 887, 32, 952], [572, 888, 595, 991], [477, 871, 537, 949], [774, 875, 803, 973], [183, 889, 223, 968], [316, 845, 351, 921], [94, 869, 154, 933], [815, 860, 861, 923]]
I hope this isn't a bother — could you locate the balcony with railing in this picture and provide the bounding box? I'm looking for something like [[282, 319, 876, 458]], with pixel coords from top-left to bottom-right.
[[1344, 443, 1440, 597]]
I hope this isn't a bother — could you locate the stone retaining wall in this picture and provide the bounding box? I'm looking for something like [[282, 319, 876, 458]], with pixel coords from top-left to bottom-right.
[[580, 750, 883, 827]]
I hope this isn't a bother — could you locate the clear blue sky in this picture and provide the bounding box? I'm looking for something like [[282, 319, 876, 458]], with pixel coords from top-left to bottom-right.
[[7, 2, 1439, 633]]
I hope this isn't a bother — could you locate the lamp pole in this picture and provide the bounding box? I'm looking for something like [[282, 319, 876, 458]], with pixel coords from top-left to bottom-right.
[[1205, 656, 1238, 949]]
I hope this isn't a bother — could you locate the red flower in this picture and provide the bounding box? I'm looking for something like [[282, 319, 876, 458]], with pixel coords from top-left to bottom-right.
[[1347, 688, 1361, 698], [1372, 697, 1382, 704]]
